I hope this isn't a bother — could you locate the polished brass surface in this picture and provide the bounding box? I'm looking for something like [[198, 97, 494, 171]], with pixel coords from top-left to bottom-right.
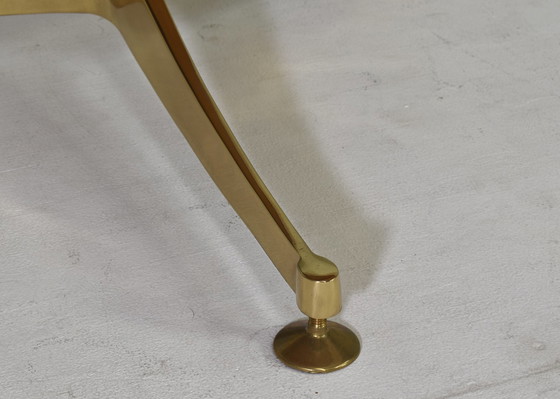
[[1, 0, 360, 372], [274, 318, 361, 373]]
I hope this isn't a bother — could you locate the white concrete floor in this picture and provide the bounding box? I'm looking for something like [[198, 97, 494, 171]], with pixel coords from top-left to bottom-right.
[[2, 0, 560, 398]]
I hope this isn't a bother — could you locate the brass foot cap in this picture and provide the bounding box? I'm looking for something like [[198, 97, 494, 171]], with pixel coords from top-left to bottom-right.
[[273, 318, 360, 373]]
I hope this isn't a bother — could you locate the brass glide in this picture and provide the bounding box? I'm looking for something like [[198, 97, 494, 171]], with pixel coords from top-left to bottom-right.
[[1, 0, 360, 372]]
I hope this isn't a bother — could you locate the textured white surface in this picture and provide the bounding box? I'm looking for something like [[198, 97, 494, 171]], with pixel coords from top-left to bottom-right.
[[1, 0, 560, 398]]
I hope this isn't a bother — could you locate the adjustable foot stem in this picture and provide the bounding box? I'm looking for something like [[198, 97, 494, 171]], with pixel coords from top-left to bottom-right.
[[273, 317, 360, 373]]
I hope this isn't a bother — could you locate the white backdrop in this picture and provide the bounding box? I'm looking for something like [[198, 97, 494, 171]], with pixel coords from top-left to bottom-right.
[[1, 0, 560, 397]]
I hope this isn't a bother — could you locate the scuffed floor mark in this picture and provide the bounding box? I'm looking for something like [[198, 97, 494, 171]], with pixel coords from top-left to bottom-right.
[[67, 250, 80, 265], [433, 360, 560, 399]]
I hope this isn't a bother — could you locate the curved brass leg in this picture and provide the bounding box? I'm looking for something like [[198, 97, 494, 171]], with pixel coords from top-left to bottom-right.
[[1, 0, 360, 372]]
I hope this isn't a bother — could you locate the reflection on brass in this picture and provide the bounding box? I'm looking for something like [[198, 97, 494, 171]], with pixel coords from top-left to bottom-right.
[[274, 318, 360, 373], [1, 0, 360, 372]]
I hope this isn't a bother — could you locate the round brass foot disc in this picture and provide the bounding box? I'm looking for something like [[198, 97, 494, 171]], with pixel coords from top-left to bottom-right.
[[273, 319, 360, 373]]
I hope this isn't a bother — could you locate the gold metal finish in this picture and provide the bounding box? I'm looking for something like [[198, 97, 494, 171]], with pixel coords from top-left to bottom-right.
[[274, 318, 361, 373], [1, 0, 360, 372]]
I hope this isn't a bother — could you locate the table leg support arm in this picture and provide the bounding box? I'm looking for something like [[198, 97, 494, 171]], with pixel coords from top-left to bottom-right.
[[1, 0, 360, 373]]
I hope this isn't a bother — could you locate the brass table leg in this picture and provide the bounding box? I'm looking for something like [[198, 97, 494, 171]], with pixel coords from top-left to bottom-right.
[[1, 0, 360, 373]]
